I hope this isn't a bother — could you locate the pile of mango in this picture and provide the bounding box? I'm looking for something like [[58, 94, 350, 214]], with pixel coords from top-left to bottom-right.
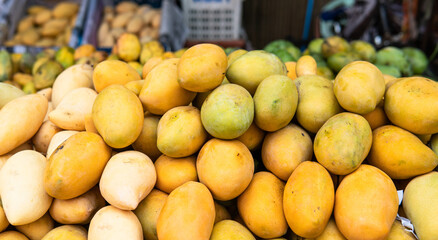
[[98, 2, 161, 48], [264, 36, 429, 80], [4, 2, 80, 47], [0, 40, 438, 240]]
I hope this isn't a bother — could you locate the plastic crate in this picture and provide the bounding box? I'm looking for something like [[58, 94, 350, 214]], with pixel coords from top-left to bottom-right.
[[182, 0, 242, 41]]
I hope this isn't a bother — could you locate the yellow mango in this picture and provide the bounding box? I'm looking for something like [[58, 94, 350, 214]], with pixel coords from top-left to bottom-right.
[[285, 61, 297, 80], [16, 213, 54, 240], [132, 112, 161, 160], [124, 80, 144, 95], [49, 186, 105, 224], [236, 122, 265, 151], [0, 200, 8, 232], [92, 85, 143, 148], [142, 56, 163, 78], [335, 165, 398, 240], [89, 206, 143, 240], [157, 106, 206, 157], [262, 124, 313, 181], [253, 75, 298, 132], [237, 171, 288, 239], [227, 50, 287, 95], [227, 49, 247, 67], [294, 75, 342, 133], [369, 125, 438, 179], [139, 58, 196, 115], [0, 231, 29, 240], [74, 44, 96, 60], [93, 60, 141, 93], [0, 94, 47, 155], [0, 82, 25, 109], [403, 171, 438, 240], [214, 202, 231, 224], [314, 218, 347, 240], [178, 44, 227, 92], [0, 142, 33, 170], [42, 225, 87, 240], [314, 112, 372, 175], [283, 162, 334, 238], [385, 220, 416, 240], [135, 189, 168, 240], [362, 106, 388, 130], [46, 130, 78, 159], [210, 220, 256, 240], [197, 139, 254, 201], [155, 155, 197, 193], [117, 33, 141, 62], [384, 77, 438, 134], [53, 2, 79, 18], [44, 132, 112, 199], [334, 61, 385, 114], [157, 181, 215, 240], [296, 55, 317, 77], [100, 151, 156, 210], [32, 120, 62, 154]]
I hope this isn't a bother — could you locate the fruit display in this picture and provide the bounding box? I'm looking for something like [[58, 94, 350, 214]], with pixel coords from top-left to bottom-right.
[[98, 1, 161, 48], [265, 36, 429, 80], [4, 2, 80, 47], [0, 32, 437, 240]]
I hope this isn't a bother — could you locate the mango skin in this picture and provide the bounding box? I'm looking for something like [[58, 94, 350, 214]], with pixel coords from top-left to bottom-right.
[[227, 50, 287, 95], [201, 84, 254, 139], [44, 132, 112, 199], [140, 58, 196, 115], [386, 220, 416, 240], [157, 106, 207, 158], [368, 125, 438, 179], [117, 33, 141, 62], [157, 181, 215, 240], [197, 139, 254, 201], [335, 165, 398, 240], [283, 162, 334, 238], [93, 85, 144, 149], [253, 75, 298, 132], [384, 77, 438, 134], [210, 220, 255, 240], [334, 61, 385, 114], [134, 189, 168, 240], [132, 113, 161, 161], [294, 75, 342, 133], [93, 60, 141, 93], [236, 122, 265, 151], [178, 44, 227, 92], [314, 112, 372, 175], [237, 171, 288, 239], [313, 218, 347, 240], [403, 171, 438, 240], [41, 225, 87, 240]]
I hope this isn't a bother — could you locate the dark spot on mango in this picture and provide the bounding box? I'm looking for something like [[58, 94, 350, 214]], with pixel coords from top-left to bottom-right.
[[301, 132, 305, 136]]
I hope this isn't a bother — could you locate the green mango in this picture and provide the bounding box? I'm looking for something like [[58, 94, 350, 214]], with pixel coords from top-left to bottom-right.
[[311, 54, 327, 67], [0, 50, 13, 82], [272, 49, 295, 63], [375, 64, 401, 78], [286, 45, 301, 61], [351, 40, 376, 62], [36, 48, 56, 60], [327, 52, 360, 73], [317, 66, 335, 80], [375, 47, 412, 76], [33, 60, 63, 90], [19, 53, 35, 74], [403, 47, 428, 75], [264, 40, 294, 53], [308, 38, 324, 55], [55, 46, 75, 69], [224, 47, 239, 56]]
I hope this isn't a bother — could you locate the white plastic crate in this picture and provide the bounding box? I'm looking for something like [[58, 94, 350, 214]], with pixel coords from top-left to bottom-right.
[[182, 0, 242, 41]]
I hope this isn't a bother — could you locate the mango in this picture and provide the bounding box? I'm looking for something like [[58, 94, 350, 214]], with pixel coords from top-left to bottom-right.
[[403, 47, 428, 75], [0, 151, 52, 225], [18, 53, 34, 75], [157, 106, 206, 157], [140, 41, 164, 64], [321, 36, 350, 58], [0, 50, 13, 81], [253, 75, 298, 131], [295, 75, 342, 133], [127, 61, 143, 76], [296, 55, 317, 77], [157, 181, 215, 240], [237, 171, 288, 239], [283, 162, 334, 238], [178, 44, 227, 92], [197, 139, 254, 201], [55, 46, 75, 69], [135, 189, 168, 240], [386, 220, 416, 240], [369, 125, 438, 179], [139, 58, 196, 115], [403, 171, 438, 240], [0, 200, 8, 232], [44, 132, 112, 199], [384, 77, 438, 134], [74, 44, 96, 60], [327, 52, 360, 73], [313, 218, 347, 240], [142, 56, 163, 78], [155, 155, 197, 193], [285, 61, 297, 80], [335, 165, 398, 240], [201, 84, 254, 139], [0, 94, 47, 155], [0, 82, 25, 109], [41, 225, 86, 240], [362, 107, 388, 130], [376, 47, 412, 76], [53, 2, 79, 18], [32, 120, 62, 154], [132, 113, 161, 160], [117, 33, 141, 62], [0, 231, 29, 240], [46, 130, 78, 159], [49, 186, 105, 224], [92, 85, 143, 148], [227, 50, 287, 95], [351, 40, 376, 62], [100, 151, 156, 210], [124, 79, 144, 95], [262, 124, 312, 181], [314, 112, 372, 175], [214, 202, 231, 224], [334, 61, 385, 114], [16, 213, 54, 240], [93, 60, 141, 92], [236, 122, 265, 151], [210, 220, 256, 240], [33, 60, 63, 90], [227, 49, 247, 67], [192, 77, 229, 109]]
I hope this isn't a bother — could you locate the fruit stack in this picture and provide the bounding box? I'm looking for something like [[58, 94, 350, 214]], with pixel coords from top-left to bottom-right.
[[0, 38, 437, 240], [4, 2, 80, 47]]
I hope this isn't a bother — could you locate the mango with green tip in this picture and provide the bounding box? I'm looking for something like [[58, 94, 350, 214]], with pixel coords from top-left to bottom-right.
[[55, 46, 75, 69]]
